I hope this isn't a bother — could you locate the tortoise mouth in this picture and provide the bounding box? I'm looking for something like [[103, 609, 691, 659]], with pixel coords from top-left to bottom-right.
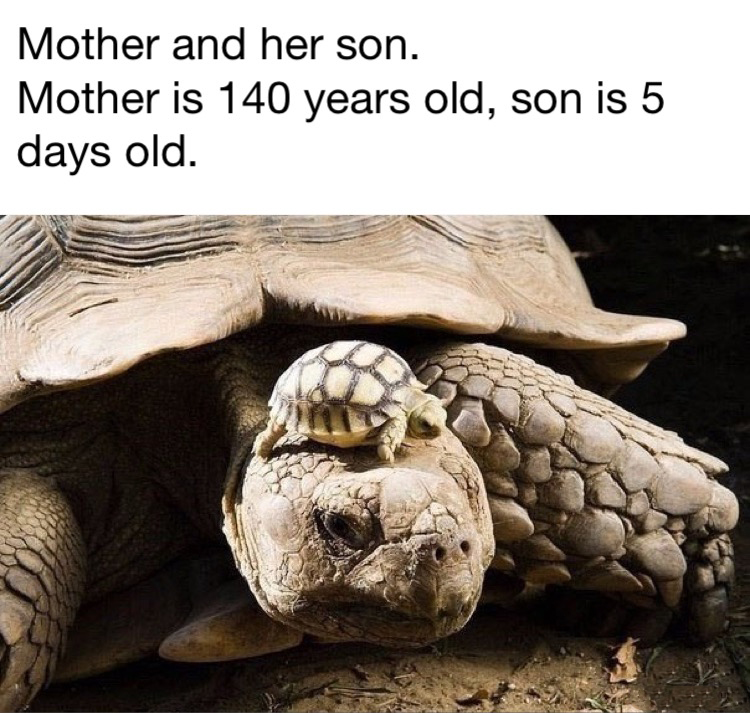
[[289, 598, 476, 647]]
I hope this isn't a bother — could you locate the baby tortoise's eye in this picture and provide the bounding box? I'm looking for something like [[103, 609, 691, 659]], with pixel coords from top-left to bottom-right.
[[315, 509, 368, 553]]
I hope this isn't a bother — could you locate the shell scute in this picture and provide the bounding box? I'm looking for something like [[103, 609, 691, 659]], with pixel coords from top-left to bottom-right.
[[269, 341, 418, 438]]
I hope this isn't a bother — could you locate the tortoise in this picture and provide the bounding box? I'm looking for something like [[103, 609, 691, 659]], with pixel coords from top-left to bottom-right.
[[0, 215, 738, 711], [253, 340, 447, 462]]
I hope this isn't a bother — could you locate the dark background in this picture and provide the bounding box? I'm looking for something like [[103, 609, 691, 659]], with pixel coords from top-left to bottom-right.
[[549, 216, 748, 500]]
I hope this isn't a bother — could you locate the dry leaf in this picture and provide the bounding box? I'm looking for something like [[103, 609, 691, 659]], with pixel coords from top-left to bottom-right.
[[456, 688, 490, 705], [608, 637, 639, 683]]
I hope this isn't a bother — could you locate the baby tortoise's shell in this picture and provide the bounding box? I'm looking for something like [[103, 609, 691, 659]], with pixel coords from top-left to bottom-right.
[[269, 341, 424, 436]]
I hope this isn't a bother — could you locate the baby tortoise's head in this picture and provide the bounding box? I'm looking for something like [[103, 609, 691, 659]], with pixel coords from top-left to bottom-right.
[[407, 392, 448, 440]]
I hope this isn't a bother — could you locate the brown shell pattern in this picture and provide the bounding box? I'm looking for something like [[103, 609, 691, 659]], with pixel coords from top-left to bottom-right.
[[269, 341, 421, 435]]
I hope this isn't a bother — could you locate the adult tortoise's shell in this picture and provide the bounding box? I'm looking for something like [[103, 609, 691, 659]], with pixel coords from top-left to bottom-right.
[[270, 341, 424, 435], [0, 215, 686, 416]]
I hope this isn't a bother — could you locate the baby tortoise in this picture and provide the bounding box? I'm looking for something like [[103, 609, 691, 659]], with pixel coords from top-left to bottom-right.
[[253, 340, 448, 462]]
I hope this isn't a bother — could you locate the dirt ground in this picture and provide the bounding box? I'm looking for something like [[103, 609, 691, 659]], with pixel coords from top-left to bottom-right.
[[32, 216, 750, 713]]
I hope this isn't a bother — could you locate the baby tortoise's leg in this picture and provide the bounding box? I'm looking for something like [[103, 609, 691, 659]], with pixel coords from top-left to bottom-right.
[[0, 470, 86, 711], [377, 415, 408, 463], [253, 421, 287, 460]]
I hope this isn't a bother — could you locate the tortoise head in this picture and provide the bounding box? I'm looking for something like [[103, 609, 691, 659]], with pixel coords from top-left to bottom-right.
[[223, 432, 494, 646], [407, 392, 448, 440]]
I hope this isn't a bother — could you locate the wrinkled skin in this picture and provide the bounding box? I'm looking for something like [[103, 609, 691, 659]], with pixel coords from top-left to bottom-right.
[[224, 432, 495, 646]]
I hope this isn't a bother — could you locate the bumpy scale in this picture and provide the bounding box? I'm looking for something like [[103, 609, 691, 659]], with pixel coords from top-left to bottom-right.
[[413, 342, 739, 641], [253, 341, 448, 463]]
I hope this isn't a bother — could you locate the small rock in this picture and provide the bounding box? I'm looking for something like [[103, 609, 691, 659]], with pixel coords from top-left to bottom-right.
[[665, 517, 686, 532], [499, 377, 522, 390], [440, 357, 461, 369], [585, 463, 608, 477]]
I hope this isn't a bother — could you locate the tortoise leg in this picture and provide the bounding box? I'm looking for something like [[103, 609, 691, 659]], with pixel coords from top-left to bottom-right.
[[684, 533, 733, 642], [0, 470, 86, 711], [252, 421, 287, 460], [411, 342, 738, 642], [543, 586, 675, 644], [377, 416, 407, 463]]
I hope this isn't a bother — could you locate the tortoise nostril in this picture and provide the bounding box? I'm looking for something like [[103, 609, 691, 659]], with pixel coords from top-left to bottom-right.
[[434, 546, 446, 562], [460, 540, 471, 554]]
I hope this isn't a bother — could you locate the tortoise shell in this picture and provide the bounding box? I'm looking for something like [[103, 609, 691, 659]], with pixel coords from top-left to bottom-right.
[[0, 215, 687, 416], [269, 341, 424, 436]]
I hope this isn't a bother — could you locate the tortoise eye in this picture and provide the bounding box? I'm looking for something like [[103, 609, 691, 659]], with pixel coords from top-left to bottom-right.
[[315, 510, 367, 552]]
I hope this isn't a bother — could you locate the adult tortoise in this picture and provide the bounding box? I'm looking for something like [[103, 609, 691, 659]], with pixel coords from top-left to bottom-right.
[[0, 215, 738, 710]]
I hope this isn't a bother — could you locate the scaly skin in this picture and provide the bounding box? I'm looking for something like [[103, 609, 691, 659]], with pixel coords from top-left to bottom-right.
[[0, 472, 85, 711], [411, 342, 738, 641], [0, 350, 230, 707], [376, 415, 408, 463]]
